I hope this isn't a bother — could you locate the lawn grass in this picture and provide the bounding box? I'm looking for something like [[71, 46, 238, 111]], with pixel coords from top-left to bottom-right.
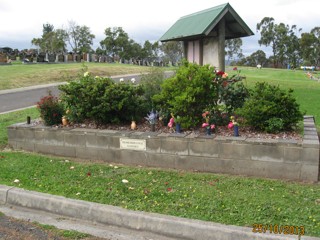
[[0, 62, 153, 90], [0, 151, 319, 237], [227, 67, 320, 127]]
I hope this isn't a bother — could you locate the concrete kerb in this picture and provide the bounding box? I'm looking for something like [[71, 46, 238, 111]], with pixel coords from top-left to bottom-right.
[[0, 185, 319, 240]]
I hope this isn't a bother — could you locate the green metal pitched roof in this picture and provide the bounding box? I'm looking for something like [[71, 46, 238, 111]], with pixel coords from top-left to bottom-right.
[[160, 3, 254, 42]]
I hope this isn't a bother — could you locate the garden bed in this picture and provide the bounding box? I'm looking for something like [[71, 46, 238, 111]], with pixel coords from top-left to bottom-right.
[[31, 119, 303, 141], [7, 116, 319, 182]]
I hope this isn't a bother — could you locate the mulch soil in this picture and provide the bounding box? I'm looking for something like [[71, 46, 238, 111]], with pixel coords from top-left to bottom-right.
[[50, 120, 302, 141]]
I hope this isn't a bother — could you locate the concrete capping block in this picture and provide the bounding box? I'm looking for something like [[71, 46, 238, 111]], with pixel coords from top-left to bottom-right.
[[277, 139, 301, 146], [96, 129, 120, 136], [304, 134, 319, 140], [215, 136, 247, 142], [246, 138, 279, 145], [303, 139, 320, 148]]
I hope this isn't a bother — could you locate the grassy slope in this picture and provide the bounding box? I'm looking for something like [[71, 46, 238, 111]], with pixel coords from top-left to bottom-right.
[[0, 62, 152, 90], [233, 67, 320, 126]]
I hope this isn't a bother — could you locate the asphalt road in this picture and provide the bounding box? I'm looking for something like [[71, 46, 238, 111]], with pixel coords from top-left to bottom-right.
[[0, 72, 174, 114]]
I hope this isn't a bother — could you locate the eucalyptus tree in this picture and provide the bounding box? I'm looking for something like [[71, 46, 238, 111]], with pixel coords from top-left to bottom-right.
[[225, 38, 244, 63], [100, 27, 130, 62], [67, 20, 95, 54], [300, 27, 320, 66], [31, 23, 67, 54], [160, 41, 183, 65], [257, 17, 302, 68]]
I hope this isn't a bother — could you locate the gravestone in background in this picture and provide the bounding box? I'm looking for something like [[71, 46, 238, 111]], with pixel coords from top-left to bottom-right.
[[48, 54, 55, 62], [37, 54, 45, 62], [0, 53, 7, 63], [68, 54, 73, 62], [58, 54, 64, 62]]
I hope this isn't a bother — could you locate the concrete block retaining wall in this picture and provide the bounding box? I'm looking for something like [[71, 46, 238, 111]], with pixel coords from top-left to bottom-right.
[[7, 116, 319, 182]]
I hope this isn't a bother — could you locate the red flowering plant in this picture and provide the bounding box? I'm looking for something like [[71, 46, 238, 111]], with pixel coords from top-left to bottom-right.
[[202, 111, 215, 134], [227, 116, 239, 129], [37, 91, 64, 126], [210, 68, 248, 126]]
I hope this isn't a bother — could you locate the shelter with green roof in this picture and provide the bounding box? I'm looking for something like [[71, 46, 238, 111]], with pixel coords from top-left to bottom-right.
[[159, 3, 254, 71]]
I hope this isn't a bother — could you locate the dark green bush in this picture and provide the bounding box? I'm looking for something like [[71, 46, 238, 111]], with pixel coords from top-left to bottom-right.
[[37, 92, 64, 126], [153, 61, 215, 128], [59, 72, 146, 124], [237, 82, 304, 132], [153, 61, 248, 128]]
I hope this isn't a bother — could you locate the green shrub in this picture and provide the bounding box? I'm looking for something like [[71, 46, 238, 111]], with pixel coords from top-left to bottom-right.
[[36, 92, 64, 126], [153, 61, 248, 128], [140, 68, 166, 110], [237, 82, 304, 132], [59, 72, 146, 124], [153, 61, 215, 128], [265, 117, 284, 133]]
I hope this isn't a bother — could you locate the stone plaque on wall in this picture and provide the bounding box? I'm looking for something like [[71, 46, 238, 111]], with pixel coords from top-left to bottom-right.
[[120, 138, 146, 151]]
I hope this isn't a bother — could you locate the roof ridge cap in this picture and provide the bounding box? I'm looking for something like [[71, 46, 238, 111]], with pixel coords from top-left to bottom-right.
[[179, 3, 229, 20]]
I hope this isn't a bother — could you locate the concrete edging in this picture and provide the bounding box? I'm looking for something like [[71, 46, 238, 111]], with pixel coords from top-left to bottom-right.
[[1, 185, 319, 240]]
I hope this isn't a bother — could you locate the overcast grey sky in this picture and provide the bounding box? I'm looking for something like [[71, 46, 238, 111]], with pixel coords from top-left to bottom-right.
[[0, 0, 319, 56]]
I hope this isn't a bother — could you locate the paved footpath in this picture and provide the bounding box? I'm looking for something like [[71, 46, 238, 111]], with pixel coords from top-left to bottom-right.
[[1, 185, 319, 240]]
